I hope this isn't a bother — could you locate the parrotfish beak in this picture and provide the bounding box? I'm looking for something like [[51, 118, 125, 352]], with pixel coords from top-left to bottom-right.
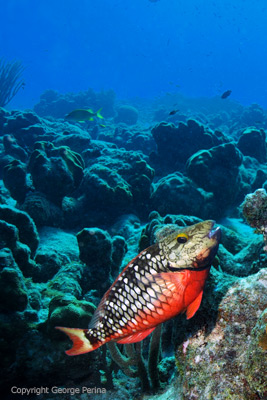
[[203, 221, 221, 264], [193, 220, 221, 266], [208, 222, 221, 241]]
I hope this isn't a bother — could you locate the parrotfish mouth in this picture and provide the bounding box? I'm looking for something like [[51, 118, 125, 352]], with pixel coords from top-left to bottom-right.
[[208, 222, 221, 241], [194, 221, 221, 268], [203, 221, 221, 264]]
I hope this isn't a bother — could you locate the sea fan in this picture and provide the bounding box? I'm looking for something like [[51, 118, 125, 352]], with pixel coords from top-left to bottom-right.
[[0, 57, 25, 107]]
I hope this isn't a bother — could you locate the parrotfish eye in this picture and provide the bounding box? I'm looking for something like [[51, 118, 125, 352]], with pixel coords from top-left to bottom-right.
[[176, 233, 189, 244]]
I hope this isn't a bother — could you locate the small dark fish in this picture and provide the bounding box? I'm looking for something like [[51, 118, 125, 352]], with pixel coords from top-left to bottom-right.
[[169, 109, 179, 116], [221, 90, 232, 99]]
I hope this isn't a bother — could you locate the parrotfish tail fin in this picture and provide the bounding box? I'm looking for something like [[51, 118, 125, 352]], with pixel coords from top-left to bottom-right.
[[55, 326, 102, 355], [96, 108, 104, 119]]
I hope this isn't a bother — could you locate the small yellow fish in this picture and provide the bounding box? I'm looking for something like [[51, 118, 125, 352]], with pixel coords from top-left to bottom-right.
[[65, 108, 104, 122]]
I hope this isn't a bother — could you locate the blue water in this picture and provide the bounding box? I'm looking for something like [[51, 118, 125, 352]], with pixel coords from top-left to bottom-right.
[[2, 0, 267, 108]]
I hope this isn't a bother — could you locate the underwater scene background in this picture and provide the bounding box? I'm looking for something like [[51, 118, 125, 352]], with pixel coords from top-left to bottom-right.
[[0, 0, 267, 399]]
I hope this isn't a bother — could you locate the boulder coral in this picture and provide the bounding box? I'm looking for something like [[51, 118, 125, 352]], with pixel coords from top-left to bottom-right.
[[5, 109, 41, 129], [186, 142, 243, 211], [46, 263, 84, 299], [0, 248, 28, 312], [28, 141, 85, 203], [0, 205, 39, 253], [0, 205, 39, 277], [81, 164, 133, 216], [237, 127, 266, 163], [47, 294, 96, 334], [3, 159, 28, 203], [21, 191, 63, 227], [114, 105, 139, 125], [3, 134, 28, 161], [77, 227, 127, 294], [151, 120, 221, 173], [151, 172, 214, 219]]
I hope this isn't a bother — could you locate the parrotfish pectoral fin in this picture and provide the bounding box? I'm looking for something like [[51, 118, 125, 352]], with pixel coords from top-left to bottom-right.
[[55, 326, 95, 355], [116, 327, 156, 344], [186, 291, 204, 319]]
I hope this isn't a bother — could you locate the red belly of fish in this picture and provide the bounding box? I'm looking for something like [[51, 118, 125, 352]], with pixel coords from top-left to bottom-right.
[[118, 269, 209, 335]]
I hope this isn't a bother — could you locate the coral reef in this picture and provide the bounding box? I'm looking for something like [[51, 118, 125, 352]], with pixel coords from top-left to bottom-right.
[[0, 248, 28, 312], [186, 142, 243, 211], [114, 105, 139, 125], [3, 134, 27, 161], [241, 188, 267, 251], [28, 141, 85, 204], [34, 88, 116, 119], [98, 125, 156, 154], [151, 172, 213, 219], [81, 164, 133, 214], [3, 159, 28, 203], [150, 120, 222, 174], [1, 92, 267, 399], [77, 227, 127, 294], [237, 127, 266, 163], [21, 192, 63, 227], [175, 269, 267, 400]]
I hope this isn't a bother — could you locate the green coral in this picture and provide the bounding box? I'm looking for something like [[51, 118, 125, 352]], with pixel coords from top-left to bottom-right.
[[46, 294, 96, 335]]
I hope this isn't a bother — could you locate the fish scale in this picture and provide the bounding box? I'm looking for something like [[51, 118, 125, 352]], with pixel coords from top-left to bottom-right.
[[91, 248, 168, 338], [56, 220, 221, 355]]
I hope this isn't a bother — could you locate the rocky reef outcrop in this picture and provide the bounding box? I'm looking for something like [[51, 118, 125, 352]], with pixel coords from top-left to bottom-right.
[[0, 93, 267, 399], [175, 269, 267, 400]]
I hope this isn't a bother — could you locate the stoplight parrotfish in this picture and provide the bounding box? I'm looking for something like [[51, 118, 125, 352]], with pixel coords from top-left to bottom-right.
[[65, 108, 104, 122], [57, 220, 221, 355]]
